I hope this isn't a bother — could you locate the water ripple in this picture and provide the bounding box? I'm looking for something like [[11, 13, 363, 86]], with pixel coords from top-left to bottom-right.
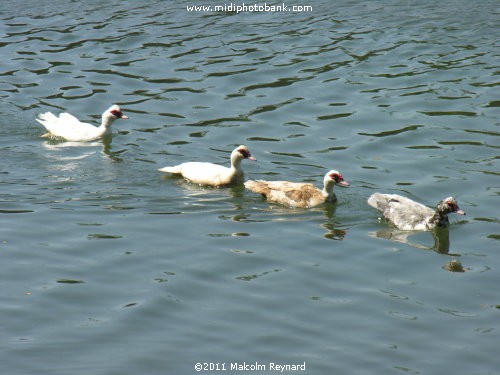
[[1, 1, 499, 375]]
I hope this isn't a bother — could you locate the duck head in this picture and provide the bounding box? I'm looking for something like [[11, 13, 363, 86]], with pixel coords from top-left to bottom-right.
[[325, 170, 349, 187], [437, 197, 465, 216], [231, 145, 257, 164], [102, 105, 129, 127]]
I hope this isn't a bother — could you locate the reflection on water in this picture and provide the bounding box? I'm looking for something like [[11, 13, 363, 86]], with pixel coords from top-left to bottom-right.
[[368, 225, 475, 272], [42, 134, 126, 162], [369, 226, 452, 253], [1, 1, 499, 375]]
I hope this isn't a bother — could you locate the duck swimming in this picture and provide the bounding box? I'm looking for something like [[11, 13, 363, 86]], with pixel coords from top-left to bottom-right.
[[36, 104, 128, 141], [158, 145, 256, 187], [367, 193, 465, 231], [245, 170, 349, 208]]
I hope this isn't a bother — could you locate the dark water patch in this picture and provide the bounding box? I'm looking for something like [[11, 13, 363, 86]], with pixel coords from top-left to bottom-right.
[[57, 279, 85, 284], [158, 112, 186, 119], [87, 234, 123, 240], [270, 152, 304, 158], [123, 302, 138, 308], [82, 69, 144, 80], [359, 125, 423, 137], [470, 81, 499, 88], [236, 269, 282, 282], [234, 76, 313, 96], [135, 158, 155, 164], [399, 89, 433, 96], [474, 217, 499, 223], [111, 58, 148, 67], [406, 145, 441, 149], [144, 77, 185, 84], [185, 116, 250, 127], [438, 141, 484, 146], [189, 131, 207, 138], [437, 95, 473, 100], [313, 146, 348, 153], [477, 170, 500, 177], [164, 87, 206, 94], [438, 308, 477, 318], [135, 127, 162, 133], [208, 232, 250, 238], [167, 141, 190, 146], [0, 209, 34, 214], [316, 112, 353, 121], [284, 121, 309, 127], [206, 68, 257, 77], [247, 97, 303, 116], [464, 129, 500, 137], [247, 137, 280, 142], [420, 111, 477, 117]]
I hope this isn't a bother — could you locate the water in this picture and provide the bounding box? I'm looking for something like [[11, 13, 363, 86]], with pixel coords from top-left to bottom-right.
[[1, 1, 499, 374]]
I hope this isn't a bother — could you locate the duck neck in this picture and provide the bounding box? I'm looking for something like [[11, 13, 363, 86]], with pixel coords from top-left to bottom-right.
[[322, 179, 335, 200], [101, 115, 116, 130], [230, 155, 243, 173], [428, 210, 449, 228]]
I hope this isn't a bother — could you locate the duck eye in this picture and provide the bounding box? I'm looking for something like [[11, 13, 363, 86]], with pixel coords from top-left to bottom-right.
[[238, 149, 249, 158], [446, 201, 458, 211], [330, 173, 341, 182], [110, 110, 122, 118]]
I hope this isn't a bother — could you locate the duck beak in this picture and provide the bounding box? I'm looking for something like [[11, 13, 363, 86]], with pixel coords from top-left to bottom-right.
[[121, 115, 129, 120], [338, 181, 349, 187], [248, 156, 257, 161], [455, 209, 465, 215]]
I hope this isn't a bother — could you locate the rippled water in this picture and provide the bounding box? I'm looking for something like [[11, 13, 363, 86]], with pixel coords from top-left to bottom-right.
[[1, 1, 499, 374]]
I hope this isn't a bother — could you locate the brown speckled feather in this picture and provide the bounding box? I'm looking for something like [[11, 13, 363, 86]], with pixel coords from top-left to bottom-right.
[[245, 180, 332, 208], [245, 170, 347, 208]]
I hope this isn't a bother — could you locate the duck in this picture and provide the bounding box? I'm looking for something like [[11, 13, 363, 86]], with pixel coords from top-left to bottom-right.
[[36, 104, 128, 141], [367, 193, 465, 231], [244, 170, 349, 208], [158, 145, 256, 187]]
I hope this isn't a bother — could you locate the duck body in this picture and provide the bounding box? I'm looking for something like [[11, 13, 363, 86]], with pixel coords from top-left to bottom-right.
[[368, 193, 465, 231], [158, 145, 256, 187], [245, 170, 349, 208], [36, 105, 128, 141]]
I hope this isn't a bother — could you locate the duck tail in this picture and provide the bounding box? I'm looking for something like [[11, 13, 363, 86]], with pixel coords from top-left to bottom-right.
[[36, 112, 57, 128], [158, 166, 182, 174], [244, 180, 270, 195], [367, 192, 387, 210]]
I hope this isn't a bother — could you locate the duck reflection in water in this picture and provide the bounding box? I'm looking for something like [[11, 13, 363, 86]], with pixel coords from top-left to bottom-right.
[[321, 204, 347, 241], [369, 227, 468, 272], [369, 225, 450, 253]]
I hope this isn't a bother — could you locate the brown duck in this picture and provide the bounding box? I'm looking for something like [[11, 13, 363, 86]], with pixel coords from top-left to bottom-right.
[[245, 170, 349, 208]]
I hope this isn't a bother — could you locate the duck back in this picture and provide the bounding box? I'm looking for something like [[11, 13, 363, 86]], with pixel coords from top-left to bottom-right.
[[245, 180, 326, 208], [368, 193, 434, 231]]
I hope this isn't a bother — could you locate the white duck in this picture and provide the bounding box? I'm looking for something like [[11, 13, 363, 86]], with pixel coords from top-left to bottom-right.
[[367, 193, 465, 231], [36, 104, 128, 141], [158, 145, 256, 187], [244, 170, 349, 208]]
